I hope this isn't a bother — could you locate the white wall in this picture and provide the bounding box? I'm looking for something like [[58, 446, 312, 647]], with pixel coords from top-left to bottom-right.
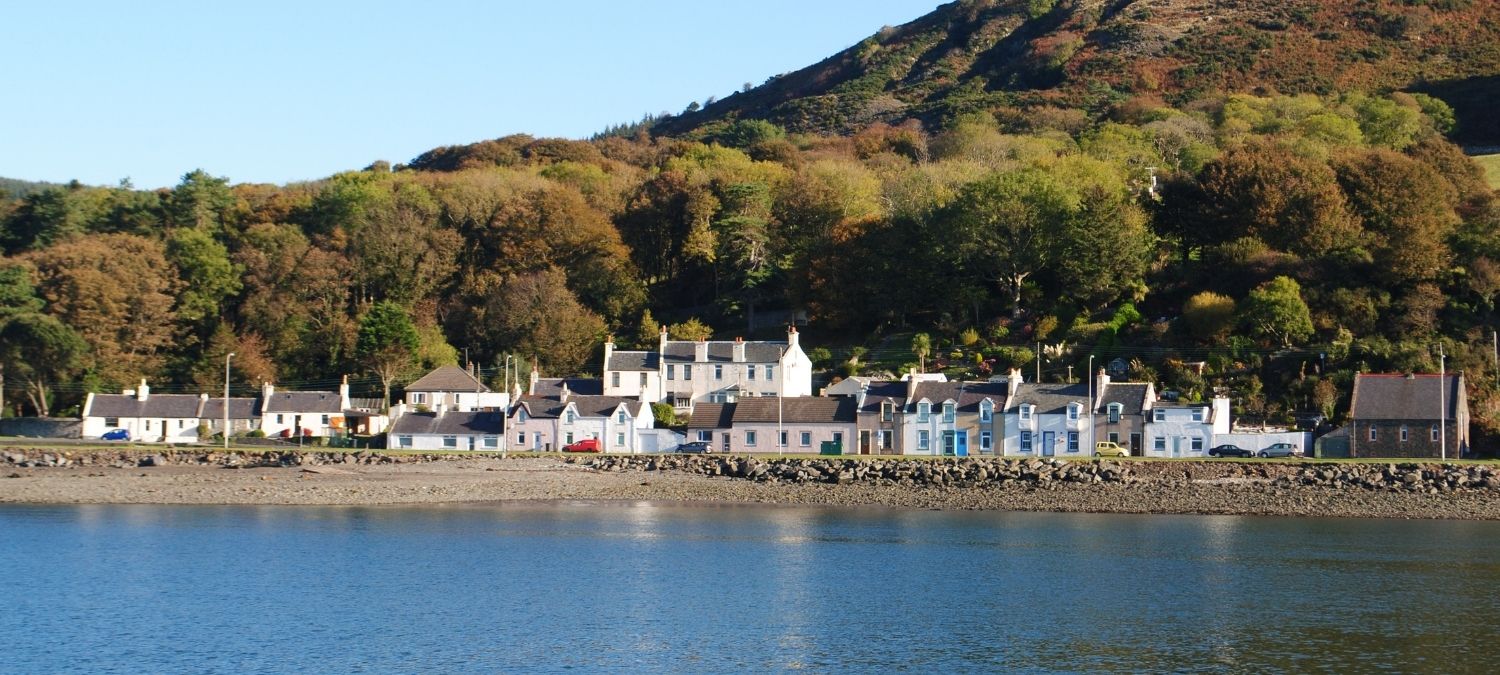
[[1214, 432, 1312, 454], [1146, 407, 1216, 457], [1002, 410, 1090, 457], [82, 415, 201, 443], [391, 433, 504, 452]]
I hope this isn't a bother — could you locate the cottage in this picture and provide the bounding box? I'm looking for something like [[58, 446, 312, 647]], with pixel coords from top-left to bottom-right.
[[508, 378, 653, 453], [1093, 370, 1153, 455], [202, 396, 260, 437], [1347, 373, 1470, 459], [601, 326, 814, 411], [388, 411, 506, 451], [851, 380, 908, 455], [81, 381, 207, 443], [258, 381, 350, 439], [1001, 370, 1092, 457], [901, 380, 1007, 457], [684, 397, 857, 454], [1145, 399, 1231, 458], [403, 365, 510, 413]]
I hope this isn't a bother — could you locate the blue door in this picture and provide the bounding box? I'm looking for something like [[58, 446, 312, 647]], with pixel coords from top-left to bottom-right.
[[1042, 431, 1056, 457], [955, 431, 969, 457]]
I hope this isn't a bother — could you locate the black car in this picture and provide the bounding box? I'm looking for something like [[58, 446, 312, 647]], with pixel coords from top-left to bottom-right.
[[1208, 444, 1254, 458], [676, 441, 713, 454]]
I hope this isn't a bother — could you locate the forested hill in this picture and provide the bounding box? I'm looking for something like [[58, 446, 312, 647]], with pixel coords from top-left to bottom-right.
[[654, 0, 1500, 144], [0, 178, 62, 200]]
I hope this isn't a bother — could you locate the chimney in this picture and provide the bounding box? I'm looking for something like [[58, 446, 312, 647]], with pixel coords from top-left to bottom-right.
[[659, 324, 669, 354], [339, 375, 350, 409], [560, 381, 571, 401], [695, 338, 709, 363], [1007, 368, 1024, 397], [262, 381, 275, 404], [856, 383, 868, 410], [733, 337, 746, 363], [1095, 368, 1110, 408], [907, 367, 920, 401], [604, 336, 615, 374], [787, 325, 800, 351], [137, 379, 150, 401], [529, 358, 540, 395]]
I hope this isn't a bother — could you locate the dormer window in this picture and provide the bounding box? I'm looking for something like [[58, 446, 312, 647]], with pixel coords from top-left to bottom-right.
[[917, 402, 930, 423], [1191, 408, 1204, 422], [1153, 409, 1165, 422], [1067, 403, 1080, 421], [1019, 405, 1032, 422], [565, 410, 576, 424], [942, 403, 955, 423], [881, 402, 893, 422], [1108, 403, 1122, 424], [616, 409, 627, 424], [979, 400, 993, 422], [518, 409, 528, 423]]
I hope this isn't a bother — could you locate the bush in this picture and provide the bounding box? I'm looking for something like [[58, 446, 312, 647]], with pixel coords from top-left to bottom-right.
[[1183, 291, 1236, 342], [959, 328, 981, 347], [245, 429, 266, 438]]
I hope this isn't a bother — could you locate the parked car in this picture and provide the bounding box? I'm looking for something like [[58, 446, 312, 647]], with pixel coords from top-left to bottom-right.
[[101, 428, 131, 441], [1094, 441, 1129, 457], [676, 441, 712, 454], [1258, 442, 1304, 458], [1208, 444, 1254, 458], [562, 438, 601, 453]]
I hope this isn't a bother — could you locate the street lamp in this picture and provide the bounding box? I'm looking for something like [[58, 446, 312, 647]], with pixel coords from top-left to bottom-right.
[[1087, 354, 1095, 457], [224, 352, 235, 451]]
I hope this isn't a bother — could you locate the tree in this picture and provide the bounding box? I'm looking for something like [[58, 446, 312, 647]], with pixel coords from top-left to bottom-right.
[[165, 170, 238, 232], [357, 301, 420, 410], [0, 261, 43, 317], [484, 268, 605, 375], [1333, 149, 1458, 284], [668, 318, 713, 342], [0, 313, 87, 416], [633, 310, 661, 350], [946, 169, 1077, 316], [911, 333, 932, 373], [165, 227, 242, 325], [1183, 292, 1237, 342], [651, 402, 679, 428], [1056, 186, 1153, 307], [1240, 277, 1314, 347], [191, 324, 277, 391]]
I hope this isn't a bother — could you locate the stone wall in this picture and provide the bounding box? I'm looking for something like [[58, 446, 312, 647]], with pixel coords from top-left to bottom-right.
[[0, 418, 81, 439]]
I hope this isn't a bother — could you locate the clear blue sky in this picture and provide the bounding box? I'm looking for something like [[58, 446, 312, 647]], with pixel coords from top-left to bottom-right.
[[1, 1, 941, 189]]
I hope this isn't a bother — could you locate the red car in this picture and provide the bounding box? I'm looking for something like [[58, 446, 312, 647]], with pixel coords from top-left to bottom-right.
[[562, 438, 601, 453]]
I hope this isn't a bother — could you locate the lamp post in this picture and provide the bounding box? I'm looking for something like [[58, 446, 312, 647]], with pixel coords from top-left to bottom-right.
[[1439, 344, 1447, 461], [224, 352, 235, 451], [1088, 354, 1095, 456]]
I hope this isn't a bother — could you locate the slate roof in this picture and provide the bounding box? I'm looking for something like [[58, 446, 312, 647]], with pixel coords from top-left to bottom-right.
[[87, 394, 205, 419], [513, 394, 636, 419], [732, 397, 857, 424], [531, 378, 603, 398], [389, 411, 505, 436], [1098, 383, 1150, 415], [662, 341, 787, 363], [1006, 383, 1089, 415], [856, 380, 908, 413], [909, 381, 1008, 413], [607, 350, 660, 372], [687, 403, 734, 429], [1352, 374, 1463, 420], [263, 391, 344, 413], [406, 365, 490, 393], [202, 397, 259, 420]]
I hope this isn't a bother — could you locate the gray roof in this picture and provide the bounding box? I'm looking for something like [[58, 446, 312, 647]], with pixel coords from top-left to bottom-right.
[[1352, 374, 1463, 420], [389, 411, 505, 436], [1006, 383, 1089, 415], [607, 350, 660, 371], [531, 378, 602, 398], [1098, 383, 1150, 415], [732, 397, 856, 424], [513, 394, 637, 419], [856, 381, 908, 413], [202, 397, 258, 420], [662, 341, 787, 363], [909, 381, 1008, 413], [687, 403, 735, 429], [406, 365, 490, 393], [88, 394, 205, 419], [264, 391, 344, 413]]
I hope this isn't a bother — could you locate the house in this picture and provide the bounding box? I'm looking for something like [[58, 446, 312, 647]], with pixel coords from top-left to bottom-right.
[[1000, 370, 1092, 457], [81, 381, 208, 443], [901, 379, 1007, 457], [388, 410, 506, 451], [602, 326, 814, 411], [403, 365, 510, 413], [508, 378, 654, 453], [258, 381, 350, 438], [1144, 398, 1231, 458], [684, 397, 857, 454], [851, 380, 909, 455], [1093, 370, 1153, 455], [1347, 373, 1470, 459], [202, 396, 260, 437], [342, 397, 390, 436]]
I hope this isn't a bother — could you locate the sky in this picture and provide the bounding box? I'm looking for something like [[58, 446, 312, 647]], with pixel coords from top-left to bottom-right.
[[0, 0, 941, 189]]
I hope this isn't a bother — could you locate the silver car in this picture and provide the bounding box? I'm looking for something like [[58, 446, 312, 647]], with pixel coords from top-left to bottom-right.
[[1258, 442, 1303, 458]]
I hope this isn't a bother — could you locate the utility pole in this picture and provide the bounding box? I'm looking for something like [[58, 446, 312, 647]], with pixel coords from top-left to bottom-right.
[[224, 353, 235, 451], [1088, 354, 1095, 456], [1439, 344, 1447, 462], [1036, 342, 1042, 383], [1067, 365, 1074, 384]]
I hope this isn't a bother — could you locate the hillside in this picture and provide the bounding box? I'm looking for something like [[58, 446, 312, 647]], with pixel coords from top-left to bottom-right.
[[657, 0, 1500, 143]]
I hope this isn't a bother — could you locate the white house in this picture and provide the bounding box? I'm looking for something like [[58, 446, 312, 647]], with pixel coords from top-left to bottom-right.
[[684, 397, 857, 454], [1000, 370, 1093, 458], [1144, 399, 1232, 458], [403, 365, 510, 413], [81, 381, 207, 443], [508, 378, 655, 453], [898, 380, 1007, 457], [259, 381, 350, 439], [602, 326, 814, 411], [388, 410, 506, 451]]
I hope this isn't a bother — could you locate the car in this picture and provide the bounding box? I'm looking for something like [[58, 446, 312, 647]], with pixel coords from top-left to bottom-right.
[[675, 441, 713, 454], [101, 428, 131, 441], [562, 438, 601, 453], [1094, 441, 1129, 457], [1258, 442, 1304, 458], [1208, 444, 1254, 458]]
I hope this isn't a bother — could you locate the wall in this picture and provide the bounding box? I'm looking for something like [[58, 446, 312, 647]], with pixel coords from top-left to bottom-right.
[[391, 432, 503, 452], [1214, 432, 1313, 455], [1, 417, 81, 439]]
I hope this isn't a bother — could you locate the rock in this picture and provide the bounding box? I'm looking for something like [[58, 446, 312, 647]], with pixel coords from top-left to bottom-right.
[[138, 455, 166, 468]]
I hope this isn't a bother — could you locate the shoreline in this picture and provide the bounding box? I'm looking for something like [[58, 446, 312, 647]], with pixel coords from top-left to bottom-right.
[[4, 449, 1499, 520]]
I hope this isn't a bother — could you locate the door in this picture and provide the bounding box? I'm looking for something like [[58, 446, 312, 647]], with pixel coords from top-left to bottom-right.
[[832, 432, 843, 453], [1042, 431, 1056, 457], [956, 431, 969, 457], [1172, 437, 1182, 458], [468, 436, 476, 451], [1130, 433, 1142, 457], [860, 430, 871, 455], [721, 432, 731, 453]]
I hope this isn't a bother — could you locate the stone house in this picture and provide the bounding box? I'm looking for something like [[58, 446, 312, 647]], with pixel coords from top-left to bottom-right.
[[1347, 373, 1470, 459]]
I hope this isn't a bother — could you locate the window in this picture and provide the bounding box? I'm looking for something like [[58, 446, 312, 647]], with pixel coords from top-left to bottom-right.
[[105, 417, 119, 426], [667, 364, 675, 380], [483, 436, 499, 449], [1108, 432, 1119, 444], [611, 372, 620, 388], [179, 419, 186, 429], [1153, 409, 1165, 422], [918, 430, 930, 450], [779, 431, 789, 448], [276, 414, 284, 424], [1108, 404, 1121, 424], [748, 366, 756, 381], [745, 431, 757, 447], [1400, 426, 1409, 442], [413, 393, 426, 404], [980, 431, 992, 450], [617, 409, 628, 424], [640, 373, 648, 388], [684, 365, 692, 380], [565, 432, 575, 444], [878, 431, 891, 450], [1190, 437, 1204, 451], [698, 430, 712, 442], [398, 435, 412, 448], [321, 414, 329, 425], [146, 420, 152, 431], [565, 410, 576, 424], [943, 403, 955, 423], [917, 402, 930, 423], [800, 431, 811, 447], [443, 436, 457, 449], [714, 365, 723, 380], [943, 431, 956, 455], [1154, 437, 1166, 451], [516, 433, 525, 445], [616, 433, 625, 446], [1369, 427, 1378, 441], [881, 402, 893, 422], [1020, 431, 1033, 452], [1068, 404, 1080, 421], [1019, 405, 1032, 422], [518, 409, 529, 423], [980, 400, 993, 423], [1432, 425, 1440, 441], [1192, 408, 1205, 422], [765, 366, 774, 380], [1067, 432, 1079, 452]]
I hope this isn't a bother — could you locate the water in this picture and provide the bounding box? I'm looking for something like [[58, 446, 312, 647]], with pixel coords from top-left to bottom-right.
[[3, 503, 1499, 673]]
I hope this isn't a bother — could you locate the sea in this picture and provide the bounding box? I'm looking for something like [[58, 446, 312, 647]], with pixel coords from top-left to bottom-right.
[[3, 502, 1498, 673]]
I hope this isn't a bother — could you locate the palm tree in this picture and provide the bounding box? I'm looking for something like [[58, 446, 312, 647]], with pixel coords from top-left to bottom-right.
[[911, 333, 931, 373]]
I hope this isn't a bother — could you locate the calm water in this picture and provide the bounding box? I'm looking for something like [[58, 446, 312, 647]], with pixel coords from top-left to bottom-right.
[[3, 503, 1499, 673]]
